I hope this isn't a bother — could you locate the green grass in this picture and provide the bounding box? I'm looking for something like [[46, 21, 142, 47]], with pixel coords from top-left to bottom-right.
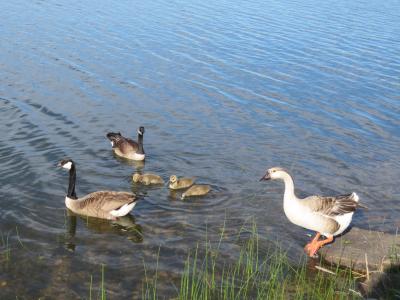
[[0, 230, 11, 262], [86, 220, 400, 299], [141, 220, 360, 299], [2, 222, 362, 299], [88, 264, 107, 300], [0, 226, 29, 265], [142, 247, 161, 300], [176, 223, 357, 299]]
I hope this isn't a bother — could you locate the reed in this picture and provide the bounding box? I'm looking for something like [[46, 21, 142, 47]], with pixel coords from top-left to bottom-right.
[[87, 265, 107, 300], [142, 247, 161, 300], [90, 220, 362, 299], [145, 220, 359, 299], [0, 230, 11, 262]]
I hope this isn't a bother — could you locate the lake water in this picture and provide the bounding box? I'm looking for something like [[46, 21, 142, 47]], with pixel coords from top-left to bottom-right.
[[1, 0, 399, 297]]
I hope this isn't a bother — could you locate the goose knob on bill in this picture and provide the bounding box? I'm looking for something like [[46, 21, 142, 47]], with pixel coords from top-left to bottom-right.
[[106, 126, 145, 161], [260, 167, 367, 257], [57, 159, 138, 220]]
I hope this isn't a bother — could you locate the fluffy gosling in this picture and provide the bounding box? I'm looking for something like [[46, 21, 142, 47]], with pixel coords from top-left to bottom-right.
[[132, 173, 164, 185], [169, 175, 194, 190], [181, 185, 211, 200]]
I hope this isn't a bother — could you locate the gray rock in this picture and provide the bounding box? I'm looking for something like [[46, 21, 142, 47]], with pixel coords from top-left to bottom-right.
[[320, 227, 400, 298], [320, 227, 399, 272]]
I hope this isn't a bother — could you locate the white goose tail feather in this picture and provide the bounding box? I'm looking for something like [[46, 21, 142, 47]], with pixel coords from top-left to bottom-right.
[[110, 202, 136, 217], [352, 192, 368, 209], [351, 192, 359, 202]]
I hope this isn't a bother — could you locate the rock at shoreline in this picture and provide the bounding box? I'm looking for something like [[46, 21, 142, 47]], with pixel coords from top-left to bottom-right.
[[320, 227, 399, 272], [320, 227, 400, 297]]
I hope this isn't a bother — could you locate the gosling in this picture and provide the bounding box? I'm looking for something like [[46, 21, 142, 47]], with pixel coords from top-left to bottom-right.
[[181, 185, 211, 200], [169, 175, 194, 190], [132, 173, 164, 185]]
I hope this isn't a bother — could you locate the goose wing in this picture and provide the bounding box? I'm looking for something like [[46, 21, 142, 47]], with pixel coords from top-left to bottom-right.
[[107, 132, 138, 154], [303, 193, 359, 217], [116, 137, 138, 154], [78, 191, 136, 212]]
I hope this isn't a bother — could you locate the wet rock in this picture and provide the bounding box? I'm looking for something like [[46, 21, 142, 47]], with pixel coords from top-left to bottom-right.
[[320, 227, 400, 297], [320, 227, 399, 272]]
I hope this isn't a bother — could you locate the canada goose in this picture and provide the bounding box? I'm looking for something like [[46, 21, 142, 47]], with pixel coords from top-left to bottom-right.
[[58, 159, 137, 220], [132, 173, 164, 185], [106, 126, 145, 161], [169, 175, 194, 190], [181, 185, 211, 200], [260, 167, 366, 257]]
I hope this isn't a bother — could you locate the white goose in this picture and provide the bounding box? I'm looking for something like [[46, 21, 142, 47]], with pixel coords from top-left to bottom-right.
[[260, 167, 366, 257]]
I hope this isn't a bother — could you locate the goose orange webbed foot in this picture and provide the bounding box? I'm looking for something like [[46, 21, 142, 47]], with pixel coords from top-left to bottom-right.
[[304, 242, 320, 258], [304, 233, 321, 256], [306, 243, 322, 258], [304, 243, 313, 252], [305, 236, 334, 258]]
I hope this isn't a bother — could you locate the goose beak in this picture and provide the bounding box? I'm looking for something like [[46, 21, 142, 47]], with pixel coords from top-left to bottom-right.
[[259, 173, 271, 181]]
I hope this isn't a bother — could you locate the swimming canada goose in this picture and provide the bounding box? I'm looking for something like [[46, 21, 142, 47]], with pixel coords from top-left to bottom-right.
[[169, 175, 194, 190], [132, 173, 164, 185], [106, 126, 145, 161], [260, 167, 366, 257], [58, 159, 137, 220], [181, 185, 211, 200]]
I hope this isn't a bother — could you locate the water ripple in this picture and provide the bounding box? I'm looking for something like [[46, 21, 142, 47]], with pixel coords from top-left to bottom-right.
[[1, 0, 399, 297]]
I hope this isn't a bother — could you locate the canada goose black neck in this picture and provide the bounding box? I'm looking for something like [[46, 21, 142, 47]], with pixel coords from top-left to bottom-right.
[[137, 131, 145, 155], [68, 163, 77, 199]]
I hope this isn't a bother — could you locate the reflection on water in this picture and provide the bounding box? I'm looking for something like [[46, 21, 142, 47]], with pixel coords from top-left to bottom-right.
[[64, 213, 143, 252], [0, 0, 399, 297], [112, 152, 146, 171]]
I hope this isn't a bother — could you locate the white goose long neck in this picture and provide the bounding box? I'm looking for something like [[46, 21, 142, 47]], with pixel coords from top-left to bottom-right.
[[279, 172, 297, 202]]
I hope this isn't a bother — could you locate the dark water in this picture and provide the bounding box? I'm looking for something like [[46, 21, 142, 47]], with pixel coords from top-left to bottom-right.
[[1, 0, 399, 297]]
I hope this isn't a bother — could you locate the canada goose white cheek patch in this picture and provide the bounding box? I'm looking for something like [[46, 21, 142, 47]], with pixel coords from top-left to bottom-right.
[[62, 161, 72, 170], [110, 141, 114, 147]]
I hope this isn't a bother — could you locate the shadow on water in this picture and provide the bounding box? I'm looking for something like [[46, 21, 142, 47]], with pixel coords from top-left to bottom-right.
[[64, 212, 143, 252]]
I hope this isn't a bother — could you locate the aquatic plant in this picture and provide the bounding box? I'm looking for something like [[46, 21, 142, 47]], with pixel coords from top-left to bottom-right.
[[88, 264, 107, 300], [179, 225, 356, 299], [0, 230, 11, 263], [141, 220, 359, 300], [85, 221, 400, 298]]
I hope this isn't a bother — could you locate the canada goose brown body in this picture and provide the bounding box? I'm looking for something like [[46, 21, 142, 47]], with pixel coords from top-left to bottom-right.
[[169, 175, 194, 190], [58, 159, 137, 220], [132, 173, 164, 185], [106, 127, 145, 161], [181, 185, 211, 199], [66, 191, 136, 219]]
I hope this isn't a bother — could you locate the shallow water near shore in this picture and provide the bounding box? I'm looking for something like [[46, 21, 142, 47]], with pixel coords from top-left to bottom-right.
[[1, 0, 399, 297]]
